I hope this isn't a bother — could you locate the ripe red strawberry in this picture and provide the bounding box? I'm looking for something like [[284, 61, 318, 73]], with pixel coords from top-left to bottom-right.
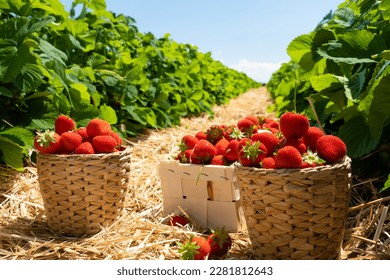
[[86, 118, 112, 138], [206, 125, 224, 144], [74, 141, 95, 154], [179, 235, 211, 260], [92, 135, 117, 153], [60, 131, 83, 153], [316, 135, 347, 164], [55, 115, 76, 135], [303, 126, 324, 152], [279, 112, 309, 139], [263, 120, 280, 131], [109, 131, 123, 146], [238, 139, 267, 167], [176, 149, 193, 163], [195, 131, 207, 140], [210, 155, 226, 165], [251, 131, 279, 156], [237, 118, 257, 137], [34, 130, 61, 154], [215, 138, 229, 155], [274, 146, 302, 169], [284, 137, 307, 154], [223, 125, 244, 141], [169, 215, 189, 227], [245, 115, 260, 126], [223, 139, 240, 162], [207, 227, 232, 259], [262, 157, 276, 169], [191, 139, 217, 164], [75, 127, 89, 141], [179, 134, 199, 152]]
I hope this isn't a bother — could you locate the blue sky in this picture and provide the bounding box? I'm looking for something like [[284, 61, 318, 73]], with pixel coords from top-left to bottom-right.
[[60, 0, 342, 82]]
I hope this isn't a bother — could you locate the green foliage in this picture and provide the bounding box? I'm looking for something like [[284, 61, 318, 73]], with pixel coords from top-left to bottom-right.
[[0, 0, 259, 169], [267, 0, 390, 191]]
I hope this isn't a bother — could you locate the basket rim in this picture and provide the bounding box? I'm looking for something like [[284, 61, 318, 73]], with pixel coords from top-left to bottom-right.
[[234, 156, 351, 174], [36, 145, 131, 159]]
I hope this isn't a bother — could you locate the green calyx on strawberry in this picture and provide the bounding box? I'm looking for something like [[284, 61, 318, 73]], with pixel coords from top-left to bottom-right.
[[207, 227, 232, 259], [302, 148, 326, 168], [178, 235, 210, 260], [34, 130, 61, 154], [206, 125, 224, 145], [239, 139, 267, 167]]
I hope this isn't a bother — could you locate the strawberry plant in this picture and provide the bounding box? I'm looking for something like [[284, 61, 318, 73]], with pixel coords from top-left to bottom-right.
[[0, 0, 259, 170], [267, 0, 390, 192]]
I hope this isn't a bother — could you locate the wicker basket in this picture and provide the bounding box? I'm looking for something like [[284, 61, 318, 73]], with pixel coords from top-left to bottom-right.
[[36, 147, 131, 236], [235, 156, 352, 260]]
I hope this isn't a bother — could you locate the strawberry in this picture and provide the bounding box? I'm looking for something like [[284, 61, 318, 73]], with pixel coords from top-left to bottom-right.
[[238, 139, 267, 167], [274, 146, 302, 169], [223, 125, 244, 141], [245, 115, 260, 126], [109, 131, 123, 146], [195, 131, 207, 140], [284, 137, 307, 154], [179, 134, 199, 152], [55, 115, 76, 135], [206, 125, 224, 145], [251, 131, 279, 156], [237, 118, 257, 137], [301, 148, 326, 168], [178, 235, 211, 260], [75, 127, 89, 141], [262, 157, 276, 169], [215, 138, 230, 155], [92, 135, 117, 153], [169, 215, 189, 227], [59, 131, 83, 153], [279, 112, 309, 139], [210, 155, 226, 165], [263, 120, 280, 131], [191, 139, 217, 164], [303, 126, 324, 152], [86, 118, 112, 138], [34, 130, 61, 154], [74, 141, 95, 154], [316, 135, 347, 164], [223, 139, 240, 162], [176, 149, 193, 163], [207, 227, 232, 259]]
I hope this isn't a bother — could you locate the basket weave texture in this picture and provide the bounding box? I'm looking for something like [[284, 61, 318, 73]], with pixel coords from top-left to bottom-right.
[[36, 147, 131, 236], [235, 156, 352, 260]]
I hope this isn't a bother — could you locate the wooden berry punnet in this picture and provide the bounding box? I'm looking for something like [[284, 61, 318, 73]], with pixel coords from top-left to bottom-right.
[[158, 160, 245, 232], [34, 116, 131, 236]]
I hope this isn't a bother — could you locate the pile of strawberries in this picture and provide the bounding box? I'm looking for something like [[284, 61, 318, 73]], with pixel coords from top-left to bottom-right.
[[33, 115, 123, 155], [169, 214, 232, 260], [176, 111, 347, 169]]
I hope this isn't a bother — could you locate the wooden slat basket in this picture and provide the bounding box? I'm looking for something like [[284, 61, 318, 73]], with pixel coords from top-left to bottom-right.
[[36, 147, 131, 236], [235, 156, 352, 260]]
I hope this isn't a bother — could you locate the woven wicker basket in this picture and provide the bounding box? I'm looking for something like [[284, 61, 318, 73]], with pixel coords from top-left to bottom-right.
[[235, 156, 352, 260], [36, 147, 131, 236]]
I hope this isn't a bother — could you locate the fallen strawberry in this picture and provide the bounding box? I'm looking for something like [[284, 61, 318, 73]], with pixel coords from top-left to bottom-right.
[[34, 130, 61, 154], [169, 215, 189, 227], [55, 115, 76, 135], [207, 227, 232, 259], [178, 235, 211, 260], [316, 135, 347, 163]]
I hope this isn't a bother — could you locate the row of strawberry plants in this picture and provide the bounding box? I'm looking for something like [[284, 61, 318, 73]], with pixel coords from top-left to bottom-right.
[[266, 0, 390, 192], [0, 0, 260, 170]]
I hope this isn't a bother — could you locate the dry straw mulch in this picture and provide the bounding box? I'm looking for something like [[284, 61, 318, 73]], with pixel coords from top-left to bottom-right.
[[0, 87, 389, 260]]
